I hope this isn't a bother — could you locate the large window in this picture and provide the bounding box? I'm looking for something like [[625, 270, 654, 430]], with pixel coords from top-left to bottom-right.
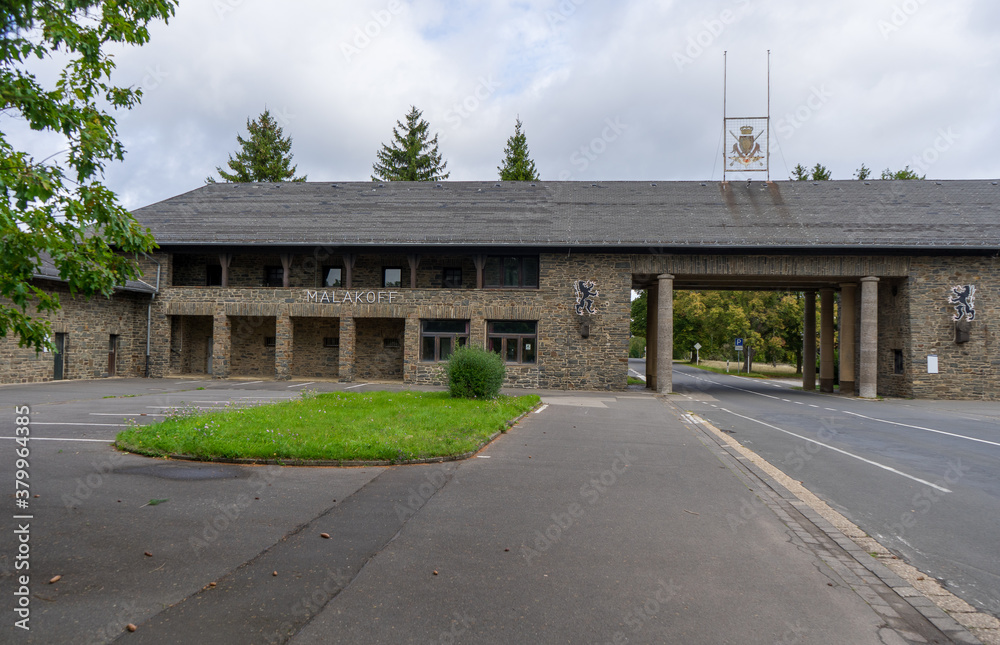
[[488, 321, 537, 364], [484, 256, 539, 288], [442, 267, 463, 288], [264, 266, 284, 287], [383, 267, 402, 288], [323, 266, 342, 287], [421, 320, 469, 362]]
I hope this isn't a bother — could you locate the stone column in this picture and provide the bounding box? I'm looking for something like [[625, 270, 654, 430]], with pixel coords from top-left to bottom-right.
[[646, 286, 658, 390], [338, 316, 356, 382], [280, 254, 293, 288], [819, 288, 835, 393], [802, 291, 816, 391], [211, 312, 231, 379], [839, 283, 857, 395], [407, 254, 420, 289], [275, 309, 292, 380], [656, 274, 674, 394], [343, 254, 356, 289], [473, 255, 486, 289], [219, 253, 232, 288], [403, 314, 420, 384], [859, 277, 880, 398]]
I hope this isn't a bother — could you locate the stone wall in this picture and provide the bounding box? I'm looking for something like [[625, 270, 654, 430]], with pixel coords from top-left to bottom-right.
[[168, 315, 214, 375], [906, 256, 999, 399], [0, 280, 149, 384], [876, 278, 912, 398], [355, 318, 405, 380], [292, 317, 340, 378], [230, 316, 276, 377]]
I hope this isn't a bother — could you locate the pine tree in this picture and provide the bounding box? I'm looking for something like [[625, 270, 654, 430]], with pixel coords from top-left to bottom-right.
[[372, 106, 450, 181], [498, 117, 539, 181], [207, 109, 306, 183]]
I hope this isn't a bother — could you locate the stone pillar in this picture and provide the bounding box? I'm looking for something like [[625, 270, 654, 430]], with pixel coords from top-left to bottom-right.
[[473, 255, 486, 289], [819, 288, 835, 393], [859, 277, 879, 398], [219, 253, 232, 288], [803, 291, 816, 391], [280, 254, 293, 289], [407, 254, 420, 289], [275, 310, 292, 380], [656, 274, 674, 394], [839, 283, 857, 395], [211, 313, 231, 379], [646, 286, 658, 390], [403, 314, 420, 383], [339, 316, 356, 382], [343, 254, 356, 289]]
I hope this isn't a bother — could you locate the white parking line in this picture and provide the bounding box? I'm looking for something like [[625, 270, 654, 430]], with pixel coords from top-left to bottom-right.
[[287, 382, 315, 388], [535, 404, 549, 414], [843, 411, 1000, 448], [0, 437, 114, 443], [344, 383, 370, 390], [23, 422, 128, 427], [718, 407, 951, 493]]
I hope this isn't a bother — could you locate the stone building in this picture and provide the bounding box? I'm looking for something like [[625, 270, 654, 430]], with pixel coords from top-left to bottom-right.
[[4, 180, 999, 399]]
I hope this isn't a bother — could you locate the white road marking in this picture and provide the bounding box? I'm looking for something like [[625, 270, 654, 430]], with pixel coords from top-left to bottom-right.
[[1, 437, 114, 443], [287, 382, 315, 388], [535, 404, 549, 414], [843, 411, 1000, 448], [89, 412, 164, 417], [344, 383, 370, 390], [13, 422, 128, 427], [718, 407, 952, 493]]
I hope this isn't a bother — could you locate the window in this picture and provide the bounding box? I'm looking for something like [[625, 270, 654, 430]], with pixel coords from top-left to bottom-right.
[[264, 336, 276, 347], [488, 321, 537, 364], [894, 349, 904, 375], [206, 265, 222, 286], [484, 256, 539, 288], [383, 338, 401, 349], [322, 266, 342, 288], [383, 267, 402, 287], [421, 320, 469, 362], [264, 266, 284, 287], [323, 337, 340, 348], [442, 267, 463, 288]]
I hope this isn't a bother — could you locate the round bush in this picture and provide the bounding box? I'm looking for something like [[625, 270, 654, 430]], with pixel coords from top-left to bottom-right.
[[445, 345, 506, 399]]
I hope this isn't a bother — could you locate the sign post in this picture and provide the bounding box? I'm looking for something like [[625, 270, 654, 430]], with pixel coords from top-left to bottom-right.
[[735, 338, 744, 374], [693, 342, 702, 365]]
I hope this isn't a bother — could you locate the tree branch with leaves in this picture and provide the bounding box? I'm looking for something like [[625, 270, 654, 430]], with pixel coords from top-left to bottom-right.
[[372, 106, 449, 182], [206, 109, 306, 183]]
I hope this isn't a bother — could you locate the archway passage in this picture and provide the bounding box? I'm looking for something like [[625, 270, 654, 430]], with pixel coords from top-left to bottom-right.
[[632, 257, 900, 398]]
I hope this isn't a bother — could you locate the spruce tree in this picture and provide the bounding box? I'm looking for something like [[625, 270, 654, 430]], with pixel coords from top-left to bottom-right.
[[372, 106, 450, 181], [207, 109, 306, 183], [498, 117, 539, 181]]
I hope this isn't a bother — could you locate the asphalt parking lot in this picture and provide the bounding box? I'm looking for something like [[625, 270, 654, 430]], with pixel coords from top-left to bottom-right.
[[0, 377, 981, 644]]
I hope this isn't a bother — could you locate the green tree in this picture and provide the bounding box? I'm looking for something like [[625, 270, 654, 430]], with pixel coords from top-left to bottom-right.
[[372, 106, 450, 181], [498, 117, 539, 181], [810, 163, 831, 180], [854, 164, 872, 180], [207, 109, 306, 183], [630, 290, 647, 338], [880, 165, 925, 180], [1, 0, 177, 352], [791, 163, 831, 181]]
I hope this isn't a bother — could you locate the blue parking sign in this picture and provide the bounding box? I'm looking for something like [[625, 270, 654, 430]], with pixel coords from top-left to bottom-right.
[[735, 338, 744, 351]]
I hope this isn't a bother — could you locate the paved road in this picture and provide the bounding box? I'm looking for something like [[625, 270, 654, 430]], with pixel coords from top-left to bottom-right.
[[667, 362, 1000, 620], [0, 377, 981, 643]]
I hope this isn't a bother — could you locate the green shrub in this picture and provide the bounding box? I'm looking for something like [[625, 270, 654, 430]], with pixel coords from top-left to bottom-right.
[[445, 345, 506, 399], [628, 336, 646, 358]]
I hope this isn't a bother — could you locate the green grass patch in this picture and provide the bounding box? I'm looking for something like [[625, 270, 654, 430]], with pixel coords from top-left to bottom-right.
[[115, 390, 540, 463], [681, 361, 802, 380], [627, 376, 646, 385]]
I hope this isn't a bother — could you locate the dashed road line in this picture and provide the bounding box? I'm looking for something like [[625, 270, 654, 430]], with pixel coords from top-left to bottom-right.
[[844, 410, 1000, 448]]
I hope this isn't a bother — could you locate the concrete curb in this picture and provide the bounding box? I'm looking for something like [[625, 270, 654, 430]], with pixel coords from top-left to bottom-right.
[[668, 399, 988, 645]]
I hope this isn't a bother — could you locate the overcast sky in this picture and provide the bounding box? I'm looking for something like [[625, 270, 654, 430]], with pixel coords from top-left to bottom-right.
[[11, 0, 1000, 209]]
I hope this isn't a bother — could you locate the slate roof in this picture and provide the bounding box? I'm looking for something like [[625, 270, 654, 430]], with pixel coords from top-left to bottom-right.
[[34, 254, 157, 294], [131, 180, 1000, 251]]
